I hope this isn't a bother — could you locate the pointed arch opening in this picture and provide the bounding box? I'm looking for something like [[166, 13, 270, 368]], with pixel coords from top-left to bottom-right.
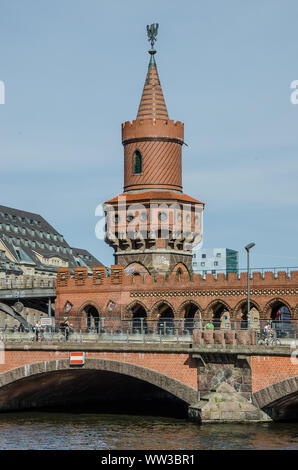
[[155, 302, 175, 335], [79, 303, 101, 333], [236, 300, 260, 330], [268, 300, 292, 338], [129, 302, 148, 334], [208, 301, 230, 330], [179, 301, 201, 334]]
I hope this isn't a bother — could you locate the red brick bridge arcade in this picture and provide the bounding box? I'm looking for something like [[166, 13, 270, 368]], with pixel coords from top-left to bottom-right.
[[0, 341, 297, 423]]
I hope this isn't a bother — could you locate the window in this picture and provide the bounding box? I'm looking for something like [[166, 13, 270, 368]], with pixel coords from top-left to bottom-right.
[[193, 262, 197, 266], [214, 261, 218, 266], [159, 212, 167, 221], [216, 253, 221, 258], [201, 262, 205, 267], [193, 253, 196, 258], [202, 254, 206, 258], [133, 150, 142, 174]]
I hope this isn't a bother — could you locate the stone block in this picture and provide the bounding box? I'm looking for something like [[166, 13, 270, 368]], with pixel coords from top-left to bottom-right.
[[249, 330, 256, 345], [208, 411, 220, 420], [245, 410, 262, 421], [240, 384, 252, 393], [224, 330, 236, 345], [203, 331, 214, 345], [214, 331, 225, 345], [236, 330, 250, 345], [192, 329, 203, 344]]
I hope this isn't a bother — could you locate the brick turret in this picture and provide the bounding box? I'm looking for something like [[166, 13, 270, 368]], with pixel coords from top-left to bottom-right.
[[105, 27, 204, 273]]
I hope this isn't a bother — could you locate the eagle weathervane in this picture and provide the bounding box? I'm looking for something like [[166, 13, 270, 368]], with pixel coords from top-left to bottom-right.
[[147, 23, 159, 50]]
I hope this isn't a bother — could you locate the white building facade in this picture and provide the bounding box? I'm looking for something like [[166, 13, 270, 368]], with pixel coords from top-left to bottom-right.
[[192, 248, 239, 275]]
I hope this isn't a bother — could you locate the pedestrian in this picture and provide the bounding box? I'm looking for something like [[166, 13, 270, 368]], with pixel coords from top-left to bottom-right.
[[33, 321, 40, 341], [205, 321, 214, 330], [60, 317, 70, 340]]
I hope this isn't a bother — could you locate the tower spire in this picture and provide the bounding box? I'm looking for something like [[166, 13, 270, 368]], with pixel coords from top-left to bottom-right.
[[136, 24, 169, 120]]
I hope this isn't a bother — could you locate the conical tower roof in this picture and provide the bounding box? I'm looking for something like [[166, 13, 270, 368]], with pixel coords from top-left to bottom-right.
[[136, 52, 169, 120]]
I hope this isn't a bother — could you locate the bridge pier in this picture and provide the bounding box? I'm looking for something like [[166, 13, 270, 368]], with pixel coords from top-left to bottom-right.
[[188, 382, 271, 423]]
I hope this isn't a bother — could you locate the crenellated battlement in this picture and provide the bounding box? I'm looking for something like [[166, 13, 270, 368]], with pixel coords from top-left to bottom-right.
[[122, 118, 184, 143], [56, 266, 298, 291]]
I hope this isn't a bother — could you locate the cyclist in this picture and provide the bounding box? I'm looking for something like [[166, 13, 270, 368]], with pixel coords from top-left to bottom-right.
[[263, 322, 274, 345]]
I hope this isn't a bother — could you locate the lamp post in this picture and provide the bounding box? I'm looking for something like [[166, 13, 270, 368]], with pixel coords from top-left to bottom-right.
[[245, 243, 255, 327]]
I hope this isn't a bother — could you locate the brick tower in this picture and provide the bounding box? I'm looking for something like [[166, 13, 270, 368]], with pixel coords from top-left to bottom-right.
[[105, 24, 204, 274]]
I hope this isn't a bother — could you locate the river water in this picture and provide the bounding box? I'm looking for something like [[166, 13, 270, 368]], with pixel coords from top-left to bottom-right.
[[0, 412, 297, 450]]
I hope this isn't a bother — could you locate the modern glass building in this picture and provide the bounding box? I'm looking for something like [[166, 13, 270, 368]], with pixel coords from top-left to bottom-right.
[[192, 248, 239, 275]]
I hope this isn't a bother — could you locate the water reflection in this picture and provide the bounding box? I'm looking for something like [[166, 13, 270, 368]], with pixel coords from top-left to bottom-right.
[[0, 413, 296, 450]]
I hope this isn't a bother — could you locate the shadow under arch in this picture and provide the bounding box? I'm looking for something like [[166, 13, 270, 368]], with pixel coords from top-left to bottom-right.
[[0, 358, 198, 413], [263, 298, 293, 319], [177, 300, 203, 332]]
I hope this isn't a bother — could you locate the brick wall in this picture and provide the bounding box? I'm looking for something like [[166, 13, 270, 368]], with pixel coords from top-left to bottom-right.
[[55, 267, 298, 325], [251, 355, 298, 392], [0, 350, 198, 390]]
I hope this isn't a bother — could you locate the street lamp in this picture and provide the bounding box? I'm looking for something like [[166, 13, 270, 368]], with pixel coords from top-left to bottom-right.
[[245, 242, 255, 327]]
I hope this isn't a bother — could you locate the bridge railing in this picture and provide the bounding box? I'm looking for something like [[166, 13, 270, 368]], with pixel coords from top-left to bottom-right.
[[0, 276, 56, 290], [0, 319, 297, 345]]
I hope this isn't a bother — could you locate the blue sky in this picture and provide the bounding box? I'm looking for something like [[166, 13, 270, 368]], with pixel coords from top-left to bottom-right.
[[0, 0, 297, 269]]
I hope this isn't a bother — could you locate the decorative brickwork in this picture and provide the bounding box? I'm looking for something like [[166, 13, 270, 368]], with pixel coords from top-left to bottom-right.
[[55, 267, 298, 327]]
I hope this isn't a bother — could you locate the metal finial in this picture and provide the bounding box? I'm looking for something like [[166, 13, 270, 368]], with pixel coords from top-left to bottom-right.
[[146, 23, 159, 51]]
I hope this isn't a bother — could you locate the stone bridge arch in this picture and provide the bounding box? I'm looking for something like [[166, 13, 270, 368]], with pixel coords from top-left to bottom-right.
[[252, 376, 298, 419], [0, 358, 198, 411]]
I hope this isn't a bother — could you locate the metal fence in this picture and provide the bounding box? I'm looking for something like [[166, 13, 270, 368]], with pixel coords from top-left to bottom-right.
[[192, 266, 298, 279]]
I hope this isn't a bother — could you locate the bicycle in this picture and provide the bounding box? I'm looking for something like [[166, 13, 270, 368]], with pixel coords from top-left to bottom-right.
[[257, 331, 281, 346]]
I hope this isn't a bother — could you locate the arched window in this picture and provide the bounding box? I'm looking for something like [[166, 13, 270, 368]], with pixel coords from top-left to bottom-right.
[[134, 150, 142, 174]]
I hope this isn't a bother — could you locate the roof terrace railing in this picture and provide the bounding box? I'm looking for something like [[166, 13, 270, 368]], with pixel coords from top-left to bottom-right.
[[192, 266, 298, 279]]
